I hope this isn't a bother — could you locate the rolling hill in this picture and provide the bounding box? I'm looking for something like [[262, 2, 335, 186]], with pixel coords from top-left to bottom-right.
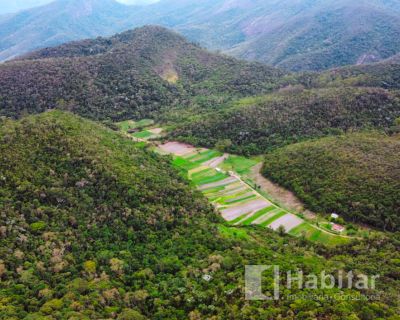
[[1, 0, 400, 71], [262, 132, 400, 231], [170, 87, 400, 154], [0, 111, 400, 318], [0, 26, 283, 121]]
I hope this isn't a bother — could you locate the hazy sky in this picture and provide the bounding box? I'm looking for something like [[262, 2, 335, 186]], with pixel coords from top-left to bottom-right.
[[0, 0, 160, 15]]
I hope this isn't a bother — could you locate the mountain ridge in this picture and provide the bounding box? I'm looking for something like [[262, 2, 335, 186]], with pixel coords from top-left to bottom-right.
[[0, 26, 283, 121], [1, 0, 400, 70]]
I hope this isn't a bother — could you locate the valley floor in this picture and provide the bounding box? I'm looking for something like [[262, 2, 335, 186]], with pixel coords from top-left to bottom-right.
[[157, 141, 353, 246], [117, 119, 371, 246]]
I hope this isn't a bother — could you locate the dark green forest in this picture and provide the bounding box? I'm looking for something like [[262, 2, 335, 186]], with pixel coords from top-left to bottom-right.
[[0, 26, 283, 122], [262, 132, 400, 231], [170, 87, 400, 155], [0, 112, 399, 319]]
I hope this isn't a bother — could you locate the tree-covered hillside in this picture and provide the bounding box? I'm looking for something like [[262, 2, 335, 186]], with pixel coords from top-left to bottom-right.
[[262, 132, 400, 231], [308, 61, 400, 89], [0, 26, 283, 121], [1, 112, 400, 318], [228, 2, 400, 71], [170, 87, 400, 155]]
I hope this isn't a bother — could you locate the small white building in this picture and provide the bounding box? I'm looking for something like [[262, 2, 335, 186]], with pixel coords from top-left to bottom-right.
[[331, 213, 339, 220]]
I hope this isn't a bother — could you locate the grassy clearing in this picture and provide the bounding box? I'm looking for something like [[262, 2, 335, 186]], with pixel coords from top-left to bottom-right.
[[220, 155, 258, 175], [132, 130, 154, 139], [219, 225, 249, 240], [117, 119, 154, 132], [290, 223, 349, 245], [172, 156, 199, 171]]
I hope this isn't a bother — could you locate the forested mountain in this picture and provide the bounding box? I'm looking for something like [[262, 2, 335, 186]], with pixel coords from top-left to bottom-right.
[[171, 87, 400, 154], [1, 0, 400, 71], [226, 1, 400, 71], [308, 61, 400, 89], [262, 132, 400, 231], [0, 26, 283, 121], [0, 0, 135, 61], [1, 111, 400, 318]]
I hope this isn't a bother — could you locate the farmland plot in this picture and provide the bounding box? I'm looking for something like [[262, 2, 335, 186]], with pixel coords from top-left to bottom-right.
[[158, 141, 349, 246]]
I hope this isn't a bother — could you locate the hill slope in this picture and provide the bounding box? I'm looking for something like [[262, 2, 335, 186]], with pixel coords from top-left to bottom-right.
[[0, 26, 282, 121], [1, 0, 400, 70], [262, 133, 400, 231], [170, 87, 400, 154], [227, 1, 400, 71], [0, 0, 136, 61], [1, 112, 400, 318]]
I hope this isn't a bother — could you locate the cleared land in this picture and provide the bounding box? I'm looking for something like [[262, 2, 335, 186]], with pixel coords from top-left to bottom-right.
[[159, 141, 200, 156], [117, 119, 163, 140], [269, 214, 304, 232], [159, 141, 349, 246]]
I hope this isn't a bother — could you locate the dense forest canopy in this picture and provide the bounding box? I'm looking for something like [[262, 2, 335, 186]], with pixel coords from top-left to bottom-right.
[[262, 132, 400, 231], [0, 26, 283, 121], [170, 87, 400, 155], [0, 112, 399, 319]]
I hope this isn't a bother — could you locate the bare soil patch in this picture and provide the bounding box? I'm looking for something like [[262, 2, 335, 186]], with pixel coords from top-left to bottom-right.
[[159, 142, 198, 156], [268, 214, 304, 232], [203, 154, 229, 168], [250, 163, 316, 218], [148, 128, 163, 134], [221, 199, 270, 221]]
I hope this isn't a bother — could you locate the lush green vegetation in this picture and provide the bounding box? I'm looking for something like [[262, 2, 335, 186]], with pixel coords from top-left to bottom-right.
[[0, 26, 283, 121], [117, 119, 154, 132], [167, 144, 350, 246], [312, 62, 400, 89], [171, 87, 400, 155], [219, 155, 258, 175], [262, 132, 400, 231], [0, 112, 400, 319]]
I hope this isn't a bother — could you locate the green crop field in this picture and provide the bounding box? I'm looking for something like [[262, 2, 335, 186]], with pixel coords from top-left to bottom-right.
[[220, 155, 258, 175], [187, 150, 222, 164], [162, 142, 352, 246]]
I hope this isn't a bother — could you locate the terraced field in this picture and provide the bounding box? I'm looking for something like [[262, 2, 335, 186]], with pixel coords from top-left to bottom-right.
[[158, 142, 350, 246]]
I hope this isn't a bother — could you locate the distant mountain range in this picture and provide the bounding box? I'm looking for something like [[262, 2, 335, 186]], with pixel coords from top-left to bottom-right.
[[0, 0, 52, 15], [1, 0, 400, 70]]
